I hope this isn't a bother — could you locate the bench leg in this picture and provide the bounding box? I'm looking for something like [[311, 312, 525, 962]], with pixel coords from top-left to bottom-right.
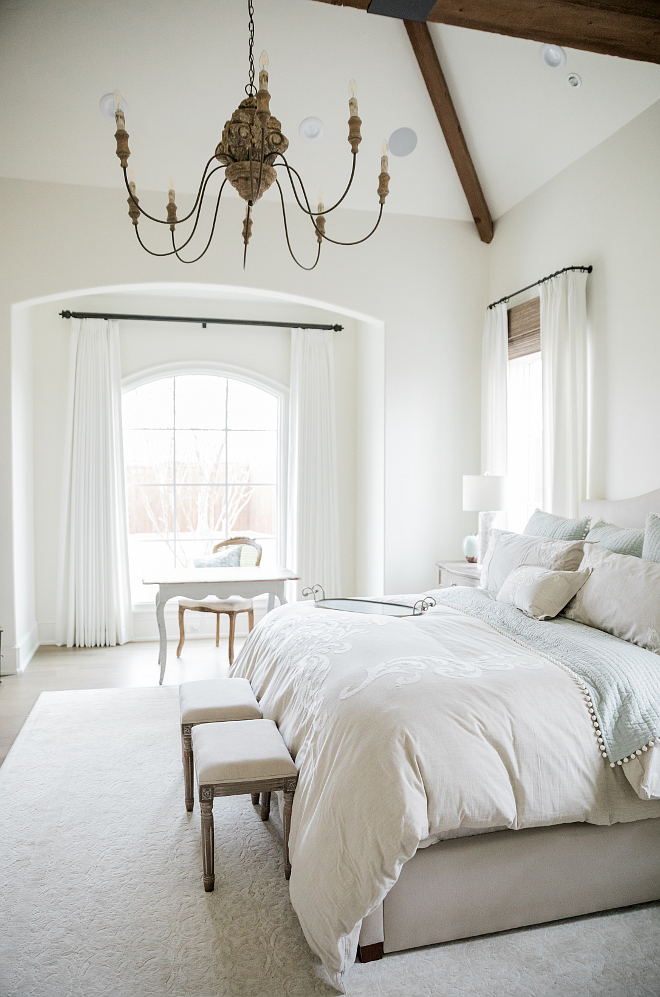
[[260, 791, 271, 821], [283, 789, 294, 880], [182, 725, 194, 812], [200, 794, 215, 892], [251, 793, 260, 805]]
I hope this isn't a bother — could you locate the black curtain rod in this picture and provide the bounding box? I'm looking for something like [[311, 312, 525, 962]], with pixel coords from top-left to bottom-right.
[[487, 265, 593, 310], [59, 310, 343, 331]]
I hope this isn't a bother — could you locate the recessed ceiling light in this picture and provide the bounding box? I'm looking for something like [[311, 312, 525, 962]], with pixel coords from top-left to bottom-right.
[[540, 44, 566, 69], [388, 127, 417, 157], [299, 116, 324, 141], [100, 91, 128, 121], [567, 73, 582, 88]]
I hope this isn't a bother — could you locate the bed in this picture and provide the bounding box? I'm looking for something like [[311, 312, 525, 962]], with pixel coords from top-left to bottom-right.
[[230, 488, 660, 990]]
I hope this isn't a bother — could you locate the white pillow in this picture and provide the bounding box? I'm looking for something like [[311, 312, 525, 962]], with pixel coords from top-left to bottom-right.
[[563, 544, 660, 653], [480, 530, 586, 596], [496, 565, 591, 620]]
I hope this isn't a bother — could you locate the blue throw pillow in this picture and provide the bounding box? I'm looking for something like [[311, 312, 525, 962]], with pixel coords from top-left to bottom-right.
[[523, 509, 590, 541], [585, 519, 644, 557], [193, 546, 242, 568], [642, 513, 660, 563]]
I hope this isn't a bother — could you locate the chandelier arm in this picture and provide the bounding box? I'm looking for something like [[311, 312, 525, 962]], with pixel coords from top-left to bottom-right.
[[132, 168, 227, 257], [134, 226, 180, 257], [275, 153, 357, 216], [170, 179, 228, 264], [315, 204, 384, 246], [122, 158, 219, 226], [275, 180, 322, 271]]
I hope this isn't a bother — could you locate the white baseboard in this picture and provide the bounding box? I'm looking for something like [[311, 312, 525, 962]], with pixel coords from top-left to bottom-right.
[[7, 622, 40, 672], [38, 598, 269, 646]]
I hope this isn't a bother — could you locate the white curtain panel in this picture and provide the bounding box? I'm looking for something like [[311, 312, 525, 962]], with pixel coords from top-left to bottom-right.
[[287, 329, 341, 600], [540, 270, 588, 518], [56, 319, 133, 647], [481, 302, 508, 475]]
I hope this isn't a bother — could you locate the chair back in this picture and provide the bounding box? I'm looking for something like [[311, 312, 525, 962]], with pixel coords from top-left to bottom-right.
[[213, 536, 262, 567]]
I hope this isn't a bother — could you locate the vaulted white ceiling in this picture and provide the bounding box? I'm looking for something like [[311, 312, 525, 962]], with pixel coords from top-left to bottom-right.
[[1, 0, 659, 222]]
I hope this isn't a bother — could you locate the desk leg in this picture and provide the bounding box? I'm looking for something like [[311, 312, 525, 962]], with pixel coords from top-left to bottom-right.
[[156, 591, 168, 685], [267, 592, 276, 613]]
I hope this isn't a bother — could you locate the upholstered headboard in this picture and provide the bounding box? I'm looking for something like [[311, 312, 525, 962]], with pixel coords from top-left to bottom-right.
[[580, 487, 660, 529]]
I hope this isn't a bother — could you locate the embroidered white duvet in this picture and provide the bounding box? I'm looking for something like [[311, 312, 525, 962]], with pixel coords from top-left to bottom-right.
[[230, 600, 660, 987]]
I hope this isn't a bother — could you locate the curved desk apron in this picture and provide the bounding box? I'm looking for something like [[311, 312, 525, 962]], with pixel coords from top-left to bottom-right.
[[143, 567, 300, 684]]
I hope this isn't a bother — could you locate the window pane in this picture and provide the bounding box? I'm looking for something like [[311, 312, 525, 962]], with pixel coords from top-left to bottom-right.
[[227, 431, 277, 483], [176, 539, 226, 569], [126, 484, 174, 537], [175, 375, 226, 429], [175, 430, 226, 483], [129, 538, 176, 601], [123, 378, 174, 429], [175, 485, 227, 540], [227, 380, 278, 430], [124, 429, 173, 484], [229, 485, 276, 536]]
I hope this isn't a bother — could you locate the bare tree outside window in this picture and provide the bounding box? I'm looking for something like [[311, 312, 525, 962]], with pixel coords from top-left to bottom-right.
[[123, 374, 278, 602]]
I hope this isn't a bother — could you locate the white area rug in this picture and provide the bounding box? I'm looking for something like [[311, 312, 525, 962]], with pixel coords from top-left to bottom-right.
[[1, 687, 659, 997]]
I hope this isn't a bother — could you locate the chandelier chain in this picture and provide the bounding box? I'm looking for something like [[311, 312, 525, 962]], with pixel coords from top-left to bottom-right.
[[245, 0, 256, 97]]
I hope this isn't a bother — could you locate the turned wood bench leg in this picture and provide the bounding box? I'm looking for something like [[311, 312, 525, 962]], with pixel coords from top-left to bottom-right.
[[200, 791, 215, 892], [182, 724, 194, 813], [251, 792, 260, 805], [260, 791, 271, 821]]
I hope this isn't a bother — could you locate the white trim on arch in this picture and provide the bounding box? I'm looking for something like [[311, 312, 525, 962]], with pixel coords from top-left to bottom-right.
[[120, 360, 289, 581]]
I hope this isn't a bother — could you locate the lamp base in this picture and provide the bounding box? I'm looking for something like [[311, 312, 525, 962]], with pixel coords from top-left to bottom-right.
[[477, 511, 497, 564]]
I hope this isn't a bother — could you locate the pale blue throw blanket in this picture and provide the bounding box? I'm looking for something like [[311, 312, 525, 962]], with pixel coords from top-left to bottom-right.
[[433, 586, 660, 763]]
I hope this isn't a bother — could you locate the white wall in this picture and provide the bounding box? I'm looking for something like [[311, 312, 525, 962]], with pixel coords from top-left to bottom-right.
[[488, 99, 660, 502], [9, 306, 38, 670], [0, 177, 487, 665]]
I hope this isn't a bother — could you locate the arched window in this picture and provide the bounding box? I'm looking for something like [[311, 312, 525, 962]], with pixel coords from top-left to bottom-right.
[[122, 372, 281, 602]]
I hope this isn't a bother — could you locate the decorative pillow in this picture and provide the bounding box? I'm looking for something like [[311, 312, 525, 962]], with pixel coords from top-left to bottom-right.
[[523, 509, 590, 541], [563, 544, 660, 654], [584, 519, 644, 557], [480, 530, 586, 596], [642, 513, 660, 563], [193, 546, 242, 568], [496, 565, 591, 620]]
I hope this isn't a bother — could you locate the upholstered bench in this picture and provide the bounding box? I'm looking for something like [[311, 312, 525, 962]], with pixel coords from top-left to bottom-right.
[[179, 678, 262, 813], [192, 718, 298, 891]]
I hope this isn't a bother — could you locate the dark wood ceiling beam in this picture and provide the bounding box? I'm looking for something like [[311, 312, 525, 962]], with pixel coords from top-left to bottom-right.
[[405, 20, 493, 243], [311, 0, 660, 64]]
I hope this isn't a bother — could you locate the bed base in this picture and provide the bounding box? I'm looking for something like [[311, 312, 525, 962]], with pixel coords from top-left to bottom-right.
[[358, 817, 660, 960]]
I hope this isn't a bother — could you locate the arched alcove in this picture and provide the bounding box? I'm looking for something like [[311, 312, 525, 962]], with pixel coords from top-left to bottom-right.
[[10, 281, 385, 663]]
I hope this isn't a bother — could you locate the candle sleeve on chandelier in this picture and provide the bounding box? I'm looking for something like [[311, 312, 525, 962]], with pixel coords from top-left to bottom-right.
[[381, 140, 388, 174], [259, 49, 269, 90], [348, 78, 358, 117]]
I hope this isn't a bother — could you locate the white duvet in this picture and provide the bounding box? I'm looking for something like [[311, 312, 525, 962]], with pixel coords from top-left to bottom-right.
[[231, 600, 660, 987]]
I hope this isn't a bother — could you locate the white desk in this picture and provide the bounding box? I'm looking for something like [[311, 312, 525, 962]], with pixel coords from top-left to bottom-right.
[[143, 567, 300, 684]]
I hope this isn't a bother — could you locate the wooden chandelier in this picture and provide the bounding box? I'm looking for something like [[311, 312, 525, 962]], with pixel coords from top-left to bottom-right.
[[112, 1, 390, 270]]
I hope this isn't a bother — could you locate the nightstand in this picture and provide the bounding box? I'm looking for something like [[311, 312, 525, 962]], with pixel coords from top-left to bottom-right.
[[436, 560, 481, 588]]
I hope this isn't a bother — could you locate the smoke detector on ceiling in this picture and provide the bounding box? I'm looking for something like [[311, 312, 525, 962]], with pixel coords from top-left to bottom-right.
[[388, 127, 417, 157], [299, 117, 324, 141], [540, 44, 566, 69]]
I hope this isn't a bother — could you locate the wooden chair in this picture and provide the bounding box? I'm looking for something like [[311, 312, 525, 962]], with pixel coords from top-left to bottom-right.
[[177, 537, 262, 664]]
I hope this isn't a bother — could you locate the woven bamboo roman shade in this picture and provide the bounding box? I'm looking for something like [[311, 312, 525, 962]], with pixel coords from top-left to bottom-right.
[[508, 297, 540, 359]]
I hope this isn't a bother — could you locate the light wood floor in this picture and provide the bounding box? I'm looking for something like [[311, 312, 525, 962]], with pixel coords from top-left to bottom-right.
[[0, 637, 245, 766]]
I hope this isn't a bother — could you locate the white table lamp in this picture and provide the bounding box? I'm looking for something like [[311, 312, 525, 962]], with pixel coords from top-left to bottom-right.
[[463, 474, 507, 563]]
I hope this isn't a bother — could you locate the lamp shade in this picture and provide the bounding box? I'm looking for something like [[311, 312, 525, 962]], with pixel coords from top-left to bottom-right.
[[463, 474, 507, 512]]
